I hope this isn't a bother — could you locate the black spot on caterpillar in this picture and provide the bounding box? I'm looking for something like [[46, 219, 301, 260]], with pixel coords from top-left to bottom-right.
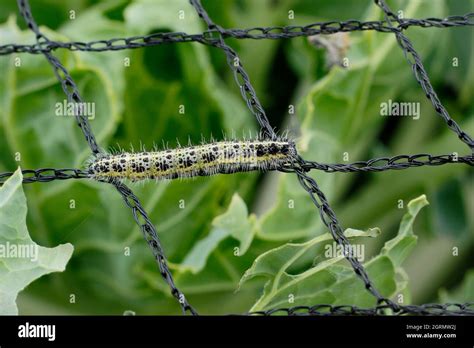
[[87, 138, 297, 182]]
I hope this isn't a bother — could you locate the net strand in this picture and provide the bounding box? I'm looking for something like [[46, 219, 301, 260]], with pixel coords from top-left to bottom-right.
[[0, 0, 470, 315], [2, 152, 471, 185], [189, 0, 276, 139], [250, 302, 474, 316], [15, 0, 196, 316], [189, 0, 398, 313], [1, 14, 473, 55], [375, 0, 474, 151], [17, 0, 100, 154]]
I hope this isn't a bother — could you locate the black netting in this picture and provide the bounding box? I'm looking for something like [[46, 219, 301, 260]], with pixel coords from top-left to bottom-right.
[[0, 0, 472, 316]]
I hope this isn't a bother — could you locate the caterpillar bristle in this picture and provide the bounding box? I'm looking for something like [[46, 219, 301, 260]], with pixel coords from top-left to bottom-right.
[[87, 135, 297, 183]]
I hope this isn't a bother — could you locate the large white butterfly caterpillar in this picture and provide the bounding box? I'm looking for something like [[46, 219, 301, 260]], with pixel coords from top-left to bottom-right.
[[87, 138, 297, 182]]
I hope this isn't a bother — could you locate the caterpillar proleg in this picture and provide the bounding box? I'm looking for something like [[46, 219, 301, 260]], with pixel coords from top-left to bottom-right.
[[87, 138, 297, 182]]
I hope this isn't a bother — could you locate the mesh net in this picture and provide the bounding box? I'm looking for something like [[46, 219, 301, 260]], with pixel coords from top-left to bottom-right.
[[0, 0, 473, 315]]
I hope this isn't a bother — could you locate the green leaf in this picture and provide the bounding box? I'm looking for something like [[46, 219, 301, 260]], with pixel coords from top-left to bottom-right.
[[256, 130, 339, 241], [1, 0, 469, 316], [380, 194, 428, 266], [180, 194, 258, 273], [0, 1, 256, 314], [242, 195, 427, 312], [0, 168, 73, 315], [0, 17, 120, 170], [240, 227, 380, 311], [256, 0, 445, 241], [121, 0, 254, 144]]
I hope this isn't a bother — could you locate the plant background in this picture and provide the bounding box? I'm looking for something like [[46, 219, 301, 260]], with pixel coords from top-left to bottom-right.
[[0, 0, 472, 314]]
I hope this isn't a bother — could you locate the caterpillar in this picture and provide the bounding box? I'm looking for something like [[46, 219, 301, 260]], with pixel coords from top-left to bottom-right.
[[87, 138, 297, 182]]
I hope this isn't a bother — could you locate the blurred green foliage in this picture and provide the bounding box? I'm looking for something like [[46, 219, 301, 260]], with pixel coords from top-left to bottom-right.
[[0, 0, 472, 314], [0, 169, 73, 315]]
